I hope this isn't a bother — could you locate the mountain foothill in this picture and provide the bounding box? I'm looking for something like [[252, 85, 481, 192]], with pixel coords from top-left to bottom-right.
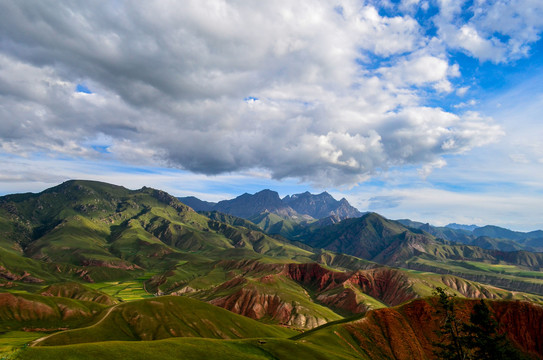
[[1, 180, 542, 359]]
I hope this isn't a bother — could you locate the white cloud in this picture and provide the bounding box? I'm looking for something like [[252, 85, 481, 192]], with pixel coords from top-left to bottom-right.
[[435, 0, 543, 62], [379, 55, 453, 91], [456, 86, 469, 97], [0, 1, 504, 187], [418, 158, 447, 178]]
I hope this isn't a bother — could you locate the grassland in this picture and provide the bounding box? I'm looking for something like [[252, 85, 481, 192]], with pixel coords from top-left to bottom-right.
[[13, 337, 360, 360], [2, 180, 543, 359], [33, 296, 297, 346], [0, 331, 46, 359], [85, 276, 155, 302]]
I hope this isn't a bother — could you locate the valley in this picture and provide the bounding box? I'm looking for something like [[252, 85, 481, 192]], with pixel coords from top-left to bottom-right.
[[1, 180, 542, 359]]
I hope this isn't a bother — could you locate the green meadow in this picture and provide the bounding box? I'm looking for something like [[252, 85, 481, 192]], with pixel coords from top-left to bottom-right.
[[85, 276, 156, 302]]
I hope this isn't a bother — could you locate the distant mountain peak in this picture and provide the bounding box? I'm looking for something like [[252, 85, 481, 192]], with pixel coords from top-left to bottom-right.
[[253, 189, 281, 198], [181, 189, 362, 221]]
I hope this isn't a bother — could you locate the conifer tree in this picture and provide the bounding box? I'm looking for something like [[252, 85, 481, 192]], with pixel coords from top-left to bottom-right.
[[462, 300, 524, 360], [433, 289, 527, 360], [433, 287, 468, 360]]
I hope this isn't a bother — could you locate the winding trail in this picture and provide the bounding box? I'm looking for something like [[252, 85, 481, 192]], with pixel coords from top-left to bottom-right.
[[30, 303, 120, 347]]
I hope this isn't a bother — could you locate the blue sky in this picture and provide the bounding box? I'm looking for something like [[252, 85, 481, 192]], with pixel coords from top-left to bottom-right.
[[1, 1, 543, 230]]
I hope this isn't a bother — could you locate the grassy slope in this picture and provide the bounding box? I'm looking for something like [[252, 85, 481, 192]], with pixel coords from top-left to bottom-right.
[[34, 296, 297, 346], [2, 180, 543, 359], [405, 257, 543, 296], [0, 292, 105, 332], [18, 298, 543, 360], [14, 337, 359, 360], [0, 331, 47, 358], [38, 282, 117, 305], [0, 180, 315, 290]]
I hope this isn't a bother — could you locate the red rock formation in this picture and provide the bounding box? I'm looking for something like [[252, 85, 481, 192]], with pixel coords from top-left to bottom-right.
[[0, 265, 44, 283], [492, 300, 543, 358], [211, 287, 292, 323], [282, 263, 349, 292], [346, 268, 416, 306], [336, 298, 543, 360], [316, 287, 369, 314]]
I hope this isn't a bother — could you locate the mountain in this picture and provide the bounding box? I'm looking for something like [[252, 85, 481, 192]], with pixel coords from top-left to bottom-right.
[[282, 191, 362, 219], [177, 196, 216, 211], [300, 212, 543, 295], [310, 213, 543, 269], [179, 190, 362, 222], [399, 219, 543, 252], [303, 213, 423, 261], [214, 190, 300, 219], [247, 211, 306, 239], [3, 180, 543, 359], [0, 180, 316, 286], [180, 189, 296, 219], [179, 190, 363, 240]]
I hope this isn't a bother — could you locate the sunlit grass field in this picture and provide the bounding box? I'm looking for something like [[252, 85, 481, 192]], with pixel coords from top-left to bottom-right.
[[0, 331, 46, 359], [86, 274, 157, 301]]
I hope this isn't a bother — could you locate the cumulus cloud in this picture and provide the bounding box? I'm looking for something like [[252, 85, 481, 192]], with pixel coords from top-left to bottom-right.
[[435, 0, 543, 62], [0, 1, 507, 186], [378, 54, 457, 92]]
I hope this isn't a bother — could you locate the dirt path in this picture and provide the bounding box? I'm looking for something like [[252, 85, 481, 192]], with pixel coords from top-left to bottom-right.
[[30, 304, 119, 347]]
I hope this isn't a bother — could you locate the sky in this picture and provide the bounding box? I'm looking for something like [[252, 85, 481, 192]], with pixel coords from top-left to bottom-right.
[[1, 1, 543, 231]]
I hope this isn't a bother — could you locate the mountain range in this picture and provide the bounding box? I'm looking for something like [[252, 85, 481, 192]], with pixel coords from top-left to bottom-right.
[[1, 180, 543, 359], [183, 190, 543, 253], [397, 219, 543, 252], [180, 189, 362, 221]]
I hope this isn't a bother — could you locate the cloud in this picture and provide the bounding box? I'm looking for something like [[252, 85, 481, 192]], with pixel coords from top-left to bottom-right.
[[435, 0, 543, 62], [368, 195, 403, 210], [0, 1, 506, 187], [378, 54, 456, 92]]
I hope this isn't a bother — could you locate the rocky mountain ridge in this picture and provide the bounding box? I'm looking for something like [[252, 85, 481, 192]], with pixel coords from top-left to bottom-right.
[[179, 189, 362, 222]]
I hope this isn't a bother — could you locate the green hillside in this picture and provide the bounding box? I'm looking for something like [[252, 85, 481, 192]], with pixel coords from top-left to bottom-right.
[[32, 296, 296, 346], [2, 180, 543, 360], [0, 292, 105, 332], [14, 337, 358, 360], [11, 297, 543, 360]]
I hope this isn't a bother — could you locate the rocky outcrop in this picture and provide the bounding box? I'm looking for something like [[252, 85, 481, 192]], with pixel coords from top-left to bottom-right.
[[282, 262, 349, 291], [283, 264, 416, 307], [283, 191, 362, 219], [345, 268, 416, 306], [209, 287, 328, 329], [0, 266, 44, 283], [214, 190, 298, 219], [316, 287, 369, 314]]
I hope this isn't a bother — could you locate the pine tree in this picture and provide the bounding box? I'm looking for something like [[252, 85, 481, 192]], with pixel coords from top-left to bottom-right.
[[433, 291, 527, 360], [433, 287, 468, 360], [462, 300, 524, 360]]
